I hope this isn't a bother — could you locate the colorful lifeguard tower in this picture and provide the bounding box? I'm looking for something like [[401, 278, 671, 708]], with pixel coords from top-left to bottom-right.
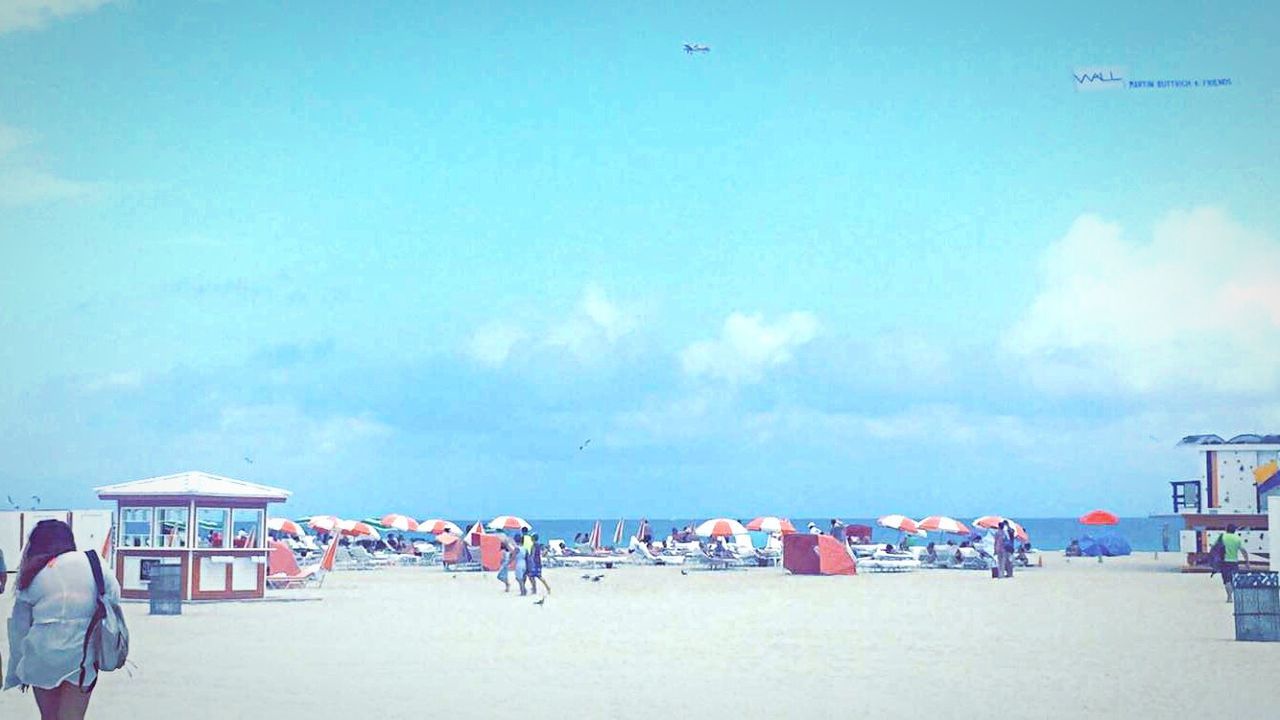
[[1170, 434, 1278, 572], [96, 471, 290, 601]]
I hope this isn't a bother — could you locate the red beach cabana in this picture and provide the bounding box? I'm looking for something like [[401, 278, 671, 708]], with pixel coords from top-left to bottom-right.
[[95, 471, 290, 601]]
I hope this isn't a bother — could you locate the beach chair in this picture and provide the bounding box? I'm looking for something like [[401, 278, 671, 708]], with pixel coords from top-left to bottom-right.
[[267, 537, 338, 589], [686, 550, 737, 571], [957, 547, 995, 570], [350, 545, 395, 570], [856, 550, 921, 573], [628, 537, 686, 566]]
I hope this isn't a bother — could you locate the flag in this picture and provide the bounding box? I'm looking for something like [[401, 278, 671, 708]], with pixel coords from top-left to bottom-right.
[[100, 522, 114, 567]]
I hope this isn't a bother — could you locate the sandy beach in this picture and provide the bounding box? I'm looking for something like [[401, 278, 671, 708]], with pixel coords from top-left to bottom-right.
[[2, 555, 1274, 719]]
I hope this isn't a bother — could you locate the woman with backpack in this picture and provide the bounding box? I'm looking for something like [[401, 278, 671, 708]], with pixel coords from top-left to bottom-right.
[[5, 519, 124, 719]]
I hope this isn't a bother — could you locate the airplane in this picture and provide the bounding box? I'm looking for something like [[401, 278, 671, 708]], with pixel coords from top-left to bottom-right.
[[683, 43, 710, 54]]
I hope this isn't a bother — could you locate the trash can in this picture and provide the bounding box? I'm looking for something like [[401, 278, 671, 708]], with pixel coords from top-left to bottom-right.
[[1233, 571, 1279, 642], [149, 564, 182, 616]]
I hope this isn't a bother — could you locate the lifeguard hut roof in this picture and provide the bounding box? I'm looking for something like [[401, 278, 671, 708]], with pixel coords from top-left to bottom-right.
[[1178, 433, 1280, 446], [95, 471, 290, 502]]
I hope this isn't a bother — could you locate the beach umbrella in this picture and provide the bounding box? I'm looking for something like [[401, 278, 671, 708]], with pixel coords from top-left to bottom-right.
[[1079, 509, 1119, 526], [695, 518, 749, 538], [972, 516, 1029, 542], [419, 519, 463, 535], [379, 514, 419, 532], [487, 515, 531, 531], [306, 515, 342, 533], [917, 516, 971, 535], [746, 516, 797, 534], [338, 519, 380, 539], [878, 515, 921, 534], [267, 518, 305, 536], [612, 519, 626, 546]]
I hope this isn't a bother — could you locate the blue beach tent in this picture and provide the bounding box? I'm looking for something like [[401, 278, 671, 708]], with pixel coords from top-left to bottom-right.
[[1079, 534, 1132, 557]]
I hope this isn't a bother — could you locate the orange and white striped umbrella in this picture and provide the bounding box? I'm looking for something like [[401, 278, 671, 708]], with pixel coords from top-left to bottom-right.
[[695, 518, 749, 538], [917, 516, 971, 535], [878, 514, 921, 534], [487, 515, 531, 531], [973, 516, 1029, 541], [268, 518, 305, 536], [419, 519, 463, 535], [746, 516, 797, 534], [307, 515, 342, 533], [380, 514, 419, 532], [338, 519, 380, 539]]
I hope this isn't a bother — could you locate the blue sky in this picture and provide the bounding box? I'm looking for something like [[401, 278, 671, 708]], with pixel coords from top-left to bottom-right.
[[2, 1, 1278, 518]]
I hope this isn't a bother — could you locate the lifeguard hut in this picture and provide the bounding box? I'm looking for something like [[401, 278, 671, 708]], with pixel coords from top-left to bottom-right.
[[95, 471, 290, 601], [1170, 434, 1278, 572]]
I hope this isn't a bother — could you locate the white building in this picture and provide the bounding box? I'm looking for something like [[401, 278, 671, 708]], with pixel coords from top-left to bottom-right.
[[1171, 434, 1278, 569]]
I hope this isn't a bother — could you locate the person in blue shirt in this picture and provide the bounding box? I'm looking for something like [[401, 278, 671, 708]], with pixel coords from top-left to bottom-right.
[[527, 533, 550, 597]]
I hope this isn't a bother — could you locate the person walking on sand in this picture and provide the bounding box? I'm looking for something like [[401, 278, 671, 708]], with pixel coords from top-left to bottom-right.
[[5, 519, 123, 719], [495, 532, 515, 593], [1001, 521, 1017, 578], [1216, 524, 1250, 603], [513, 531, 530, 596], [527, 533, 550, 597]]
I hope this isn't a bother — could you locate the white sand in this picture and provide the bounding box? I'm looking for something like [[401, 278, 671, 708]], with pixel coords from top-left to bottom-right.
[[2, 555, 1276, 719]]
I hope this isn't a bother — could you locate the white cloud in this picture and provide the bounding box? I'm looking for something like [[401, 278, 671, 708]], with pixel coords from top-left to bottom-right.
[[215, 404, 392, 456], [0, 167, 100, 206], [0, 123, 28, 158], [0, 0, 114, 34], [83, 370, 142, 392], [743, 404, 1034, 447], [546, 284, 637, 361], [0, 124, 101, 207], [466, 322, 528, 368], [471, 284, 639, 367], [681, 311, 819, 384], [1006, 207, 1280, 394]]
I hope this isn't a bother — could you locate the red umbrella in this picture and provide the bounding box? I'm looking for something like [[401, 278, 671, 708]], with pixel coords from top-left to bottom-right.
[[1079, 509, 1119, 526]]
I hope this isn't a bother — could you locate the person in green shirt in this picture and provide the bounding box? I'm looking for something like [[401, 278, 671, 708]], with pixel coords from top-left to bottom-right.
[[1216, 524, 1250, 603]]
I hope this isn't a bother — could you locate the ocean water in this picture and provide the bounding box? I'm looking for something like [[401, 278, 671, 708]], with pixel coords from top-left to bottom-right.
[[426, 517, 1176, 552]]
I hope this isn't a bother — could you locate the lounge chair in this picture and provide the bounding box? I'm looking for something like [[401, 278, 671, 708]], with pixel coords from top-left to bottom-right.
[[628, 537, 686, 566], [267, 538, 338, 589], [349, 545, 396, 570], [856, 550, 921, 573], [685, 549, 739, 571]]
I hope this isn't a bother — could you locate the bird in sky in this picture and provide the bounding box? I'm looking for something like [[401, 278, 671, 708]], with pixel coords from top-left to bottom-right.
[[244, 456, 254, 464], [579, 439, 591, 451], [30, 495, 40, 508]]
